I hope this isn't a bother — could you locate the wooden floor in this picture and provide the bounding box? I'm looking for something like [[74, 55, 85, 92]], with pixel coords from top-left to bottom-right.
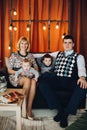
[[0, 109, 86, 130]]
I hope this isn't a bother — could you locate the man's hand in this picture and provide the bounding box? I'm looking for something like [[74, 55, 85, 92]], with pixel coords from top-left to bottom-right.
[[77, 77, 87, 89]]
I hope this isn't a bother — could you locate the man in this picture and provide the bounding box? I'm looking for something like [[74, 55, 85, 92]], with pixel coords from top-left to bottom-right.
[[39, 35, 87, 128]]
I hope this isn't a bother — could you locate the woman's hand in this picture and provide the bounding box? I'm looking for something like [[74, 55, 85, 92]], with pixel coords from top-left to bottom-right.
[[77, 77, 87, 89], [7, 68, 16, 74], [21, 71, 26, 76], [29, 73, 34, 78]]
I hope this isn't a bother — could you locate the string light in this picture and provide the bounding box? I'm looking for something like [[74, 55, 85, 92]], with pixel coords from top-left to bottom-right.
[[13, 9, 17, 15], [13, 26, 17, 31], [55, 22, 59, 29], [43, 23, 46, 30], [9, 9, 17, 30], [9, 23, 13, 31], [26, 24, 30, 31], [9, 23, 17, 31], [8, 45, 11, 50], [9, 8, 67, 35], [62, 33, 66, 39]]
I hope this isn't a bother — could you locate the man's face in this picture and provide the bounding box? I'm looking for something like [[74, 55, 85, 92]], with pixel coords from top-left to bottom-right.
[[63, 39, 74, 51], [43, 58, 52, 66]]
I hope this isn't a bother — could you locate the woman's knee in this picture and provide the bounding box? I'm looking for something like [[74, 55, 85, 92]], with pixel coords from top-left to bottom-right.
[[20, 77, 30, 89], [23, 77, 31, 83]]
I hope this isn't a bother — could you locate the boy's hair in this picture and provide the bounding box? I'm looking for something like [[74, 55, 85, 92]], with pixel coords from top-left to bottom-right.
[[22, 59, 31, 66], [41, 53, 53, 62], [63, 35, 74, 43]]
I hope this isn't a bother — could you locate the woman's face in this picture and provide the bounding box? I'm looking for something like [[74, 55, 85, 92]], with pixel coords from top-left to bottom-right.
[[19, 41, 29, 52]]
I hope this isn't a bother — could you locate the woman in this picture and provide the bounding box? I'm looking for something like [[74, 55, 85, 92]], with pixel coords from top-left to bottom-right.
[[7, 36, 39, 120]]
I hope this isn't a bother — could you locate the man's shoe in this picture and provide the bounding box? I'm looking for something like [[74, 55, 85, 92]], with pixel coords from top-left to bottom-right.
[[60, 114, 68, 128], [53, 112, 62, 122]]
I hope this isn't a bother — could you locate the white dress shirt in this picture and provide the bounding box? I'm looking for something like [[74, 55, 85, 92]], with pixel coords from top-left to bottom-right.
[[64, 50, 87, 78]]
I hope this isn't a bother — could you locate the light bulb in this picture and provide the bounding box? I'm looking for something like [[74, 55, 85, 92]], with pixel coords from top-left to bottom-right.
[[26, 24, 30, 31], [43, 23, 46, 30], [13, 26, 17, 31], [8, 46, 11, 50], [62, 33, 66, 39], [56, 23, 59, 29], [9, 24, 13, 31], [13, 10, 17, 15]]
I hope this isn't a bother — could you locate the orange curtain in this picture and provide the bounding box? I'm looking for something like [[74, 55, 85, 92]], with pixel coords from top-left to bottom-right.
[[0, 0, 10, 67], [1, 0, 87, 68], [2, 0, 86, 68], [69, 0, 81, 53], [69, 0, 87, 69], [0, 1, 1, 65], [0, 0, 68, 53]]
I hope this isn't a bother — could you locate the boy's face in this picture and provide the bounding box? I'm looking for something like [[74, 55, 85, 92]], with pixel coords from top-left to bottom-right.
[[63, 39, 74, 51], [22, 62, 31, 71], [43, 58, 52, 66]]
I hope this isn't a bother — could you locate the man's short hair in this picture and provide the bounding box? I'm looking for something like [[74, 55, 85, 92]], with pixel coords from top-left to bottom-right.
[[63, 35, 74, 43]]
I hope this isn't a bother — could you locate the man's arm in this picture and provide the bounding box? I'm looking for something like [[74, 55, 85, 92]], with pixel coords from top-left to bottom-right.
[[77, 55, 87, 88]]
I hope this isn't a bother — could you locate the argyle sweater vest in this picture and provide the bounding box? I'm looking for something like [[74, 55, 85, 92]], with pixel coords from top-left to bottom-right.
[[54, 51, 78, 79]]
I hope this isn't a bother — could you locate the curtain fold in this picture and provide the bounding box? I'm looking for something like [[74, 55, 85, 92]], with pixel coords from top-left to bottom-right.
[[69, 0, 87, 68], [0, 1, 1, 68], [69, 0, 81, 52], [80, 0, 87, 68]]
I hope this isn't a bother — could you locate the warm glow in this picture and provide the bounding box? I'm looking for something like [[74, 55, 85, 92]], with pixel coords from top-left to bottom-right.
[[9, 25, 13, 31], [13, 10, 17, 15], [26, 24, 30, 31], [13, 26, 17, 31], [8, 46, 11, 50], [62, 33, 66, 39], [56, 22, 59, 29], [43, 23, 46, 30]]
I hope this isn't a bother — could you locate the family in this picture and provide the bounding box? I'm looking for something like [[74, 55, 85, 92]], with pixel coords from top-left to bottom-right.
[[6, 35, 87, 128]]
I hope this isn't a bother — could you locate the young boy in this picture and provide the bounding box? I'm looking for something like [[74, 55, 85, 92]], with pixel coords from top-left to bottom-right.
[[37, 53, 55, 80], [15, 59, 39, 82]]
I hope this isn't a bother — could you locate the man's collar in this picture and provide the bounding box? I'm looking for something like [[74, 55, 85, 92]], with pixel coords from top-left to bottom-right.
[[64, 50, 74, 57]]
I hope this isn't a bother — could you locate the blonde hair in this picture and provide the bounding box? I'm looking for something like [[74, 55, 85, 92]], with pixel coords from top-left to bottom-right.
[[17, 36, 30, 52]]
